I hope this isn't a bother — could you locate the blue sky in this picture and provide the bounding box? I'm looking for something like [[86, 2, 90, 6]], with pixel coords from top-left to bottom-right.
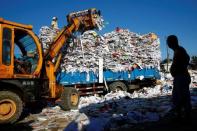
[[0, 0, 197, 59]]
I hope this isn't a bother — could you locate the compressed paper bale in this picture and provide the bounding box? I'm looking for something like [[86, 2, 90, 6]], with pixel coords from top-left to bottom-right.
[[39, 26, 59, 52], [59, 29, 161, 73], [38, 26, 161, 74]]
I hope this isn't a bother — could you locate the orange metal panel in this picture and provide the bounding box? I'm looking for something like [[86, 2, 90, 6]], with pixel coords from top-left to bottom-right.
[[0, 19, 43, 79], [0, 24, 13, 78], [25, 30, 43, 77], [13, 74, 33, 78], [0, 24, 2, 64], [54, 53, 62, 72], [0, 18, 33, 30], [10, 27, 14, 76], [46, 61, 56, 98], [45, 18, 79, 60]]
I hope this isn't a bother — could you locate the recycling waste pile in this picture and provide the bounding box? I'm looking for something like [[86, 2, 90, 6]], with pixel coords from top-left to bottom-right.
[[20, 70, 197, 131], [39, 14, 104, 54], [38, 26, 59, 53], [39, 27, 161, 73]]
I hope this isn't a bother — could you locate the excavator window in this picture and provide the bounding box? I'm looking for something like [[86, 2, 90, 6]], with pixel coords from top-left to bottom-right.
[[2, 28, 12, 66], [14, 29, 39, 74]]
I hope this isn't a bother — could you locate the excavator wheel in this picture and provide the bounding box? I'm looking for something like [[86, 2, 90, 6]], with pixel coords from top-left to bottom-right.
[[59, 87, 79, 110], [109, 81, 128, 92], [0, 91, 23, 124]]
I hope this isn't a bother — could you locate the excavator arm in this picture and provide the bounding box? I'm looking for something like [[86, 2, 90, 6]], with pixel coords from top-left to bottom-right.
[[45, 8, 102, 60], [44, 8, 103, 98]]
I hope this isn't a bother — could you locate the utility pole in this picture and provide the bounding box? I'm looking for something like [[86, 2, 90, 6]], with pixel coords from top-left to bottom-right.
[[166, 40, 169, 72], [165, 36, 170, 72]]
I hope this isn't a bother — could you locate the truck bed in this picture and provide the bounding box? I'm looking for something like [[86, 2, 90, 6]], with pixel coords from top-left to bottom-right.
[[57, 68, 160, 86]]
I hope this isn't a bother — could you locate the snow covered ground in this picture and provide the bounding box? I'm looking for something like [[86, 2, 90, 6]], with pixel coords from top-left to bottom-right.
[[20, 70, 197, 131]]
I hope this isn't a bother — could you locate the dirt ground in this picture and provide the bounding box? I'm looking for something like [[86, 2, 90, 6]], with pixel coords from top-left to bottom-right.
[[112, 109, 197, 131], [0, 109, 196, 131]]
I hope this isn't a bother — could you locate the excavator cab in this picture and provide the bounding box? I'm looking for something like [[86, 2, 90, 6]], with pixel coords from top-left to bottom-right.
[[0, 18, 43, 78], [14, 29, 39, 74]]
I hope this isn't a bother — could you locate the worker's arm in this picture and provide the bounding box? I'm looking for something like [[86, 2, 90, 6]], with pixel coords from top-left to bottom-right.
[[170, 50, 179, 77], [170, 47, 190, 76]]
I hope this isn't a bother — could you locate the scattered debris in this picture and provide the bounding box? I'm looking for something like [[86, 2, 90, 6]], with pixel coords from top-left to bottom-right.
[[20, 70, 197, 131]]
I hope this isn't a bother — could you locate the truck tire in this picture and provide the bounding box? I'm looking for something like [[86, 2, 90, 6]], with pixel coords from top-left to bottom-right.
[[0, 91, 23, 124], [109, 81, 127, 92], [59, 87, 79, 110]]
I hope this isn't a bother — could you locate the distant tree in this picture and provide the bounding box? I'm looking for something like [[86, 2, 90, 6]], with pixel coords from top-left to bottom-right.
[[160, 58, 172, 72], [161, 58, 172, 64], [191, 56, 197, 63], [190, 56, 197, 70]]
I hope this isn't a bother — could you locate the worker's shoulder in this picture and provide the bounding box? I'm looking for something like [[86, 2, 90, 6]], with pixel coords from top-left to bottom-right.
[[177, 46, 187, 53], [176, 46, 190, 58], [174, 46, 186, 56], [179, 46, 185, 49]]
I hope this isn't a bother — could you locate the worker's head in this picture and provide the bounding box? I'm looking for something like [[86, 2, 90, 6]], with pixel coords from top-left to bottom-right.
[[167, 35, 179, 50], [52, 17, 58, 21]]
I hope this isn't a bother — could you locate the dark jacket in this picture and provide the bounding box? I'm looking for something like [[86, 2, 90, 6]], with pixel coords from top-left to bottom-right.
[[170, 46, 190, 77]]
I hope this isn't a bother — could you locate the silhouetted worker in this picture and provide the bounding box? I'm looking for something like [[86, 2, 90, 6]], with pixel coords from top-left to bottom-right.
[[167, 35, 191, 121]]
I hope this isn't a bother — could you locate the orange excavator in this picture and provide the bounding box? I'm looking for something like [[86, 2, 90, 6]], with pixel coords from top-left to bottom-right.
[[0, 8, 102, 124]]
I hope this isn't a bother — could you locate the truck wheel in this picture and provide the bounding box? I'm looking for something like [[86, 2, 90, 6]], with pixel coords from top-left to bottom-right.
[[109, 81, 127, 92], [0, 91, 23, 124], [59, 87, 79, 110]]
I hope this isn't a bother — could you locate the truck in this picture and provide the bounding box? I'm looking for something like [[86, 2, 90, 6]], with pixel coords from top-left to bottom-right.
[[0, 8, 102, 124], [58, 64, 160, 96]]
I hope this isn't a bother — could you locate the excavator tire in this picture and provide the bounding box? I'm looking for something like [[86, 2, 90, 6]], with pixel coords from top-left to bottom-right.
[[109, 81, 128, 92], [0, 91, 23, 124], [59, 87, 79, 110]]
